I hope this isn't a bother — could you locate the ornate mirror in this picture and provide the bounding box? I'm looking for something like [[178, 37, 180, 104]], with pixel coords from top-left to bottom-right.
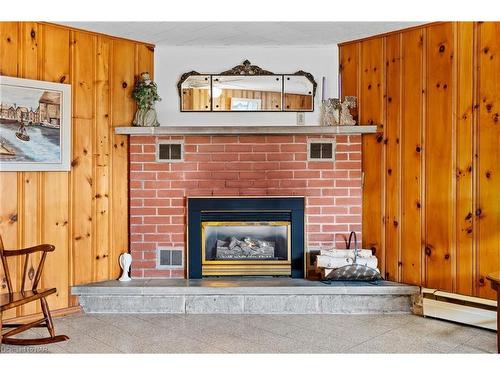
[[177, 60, 316, 112]]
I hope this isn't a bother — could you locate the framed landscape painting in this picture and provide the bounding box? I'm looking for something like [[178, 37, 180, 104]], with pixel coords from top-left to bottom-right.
[[0, 75, 71, 171]]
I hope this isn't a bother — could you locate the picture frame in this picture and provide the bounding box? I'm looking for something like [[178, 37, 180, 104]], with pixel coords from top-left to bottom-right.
[[0, 75, 71, 171], [230, 97, 262, 111]]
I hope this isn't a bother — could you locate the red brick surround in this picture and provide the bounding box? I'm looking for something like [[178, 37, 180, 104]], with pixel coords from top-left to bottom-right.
[[129, 134, 362, 278]]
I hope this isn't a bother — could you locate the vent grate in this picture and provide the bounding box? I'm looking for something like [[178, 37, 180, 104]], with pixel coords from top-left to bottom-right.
[[158, 248, 183, 268], [157, 142, 183, 162], [307, 139, 335, 160]]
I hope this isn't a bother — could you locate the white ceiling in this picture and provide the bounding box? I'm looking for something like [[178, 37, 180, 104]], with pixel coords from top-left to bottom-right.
[[61, 22, 423, 46]]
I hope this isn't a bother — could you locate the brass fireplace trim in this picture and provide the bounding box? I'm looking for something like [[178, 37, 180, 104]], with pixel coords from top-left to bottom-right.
[[201, 221, 292, 276]]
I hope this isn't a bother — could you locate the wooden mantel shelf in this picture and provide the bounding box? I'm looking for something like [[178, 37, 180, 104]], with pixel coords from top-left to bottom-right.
[[114, 125, 378, 136]]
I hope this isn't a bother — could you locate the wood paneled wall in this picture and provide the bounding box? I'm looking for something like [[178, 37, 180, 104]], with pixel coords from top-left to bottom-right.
[[0, 22, 154, 318], [339, 22, 500, 299]]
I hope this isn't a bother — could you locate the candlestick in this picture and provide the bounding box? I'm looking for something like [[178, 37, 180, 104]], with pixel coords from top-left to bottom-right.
[[322, 76, 327, 101], [338, 74, 342, 99]]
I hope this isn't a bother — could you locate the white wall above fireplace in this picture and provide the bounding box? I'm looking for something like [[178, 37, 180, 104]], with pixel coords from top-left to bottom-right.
[[154, 45, 338, 126]]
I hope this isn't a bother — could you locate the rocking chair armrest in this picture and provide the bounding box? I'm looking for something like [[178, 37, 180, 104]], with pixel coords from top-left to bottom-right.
[[2, 244, 55, 257]]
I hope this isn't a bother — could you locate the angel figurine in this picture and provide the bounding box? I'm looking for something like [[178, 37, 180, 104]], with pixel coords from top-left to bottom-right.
[[340, 96, 357, 125], [132, 72, 161, 127], [320, 98, 341, 126]]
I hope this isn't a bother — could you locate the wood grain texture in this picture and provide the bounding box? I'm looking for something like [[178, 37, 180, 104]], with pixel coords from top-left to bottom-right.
[[359, 37, 385, 272], [18, 22, 41, 316], [40, 24, 71, 310], [0, 22, 154, 317], [476, 22, 500, 299], [111, 39, 136, 126], [340, 21, 500, 299], [0, 173, 19, 319], [94, 36, 112, 282], [109, 38, 137, 280], [424, 23, 454, 291], [71, 31, 95, 285], [136, 43, 154, 79], [0, 22, 19, 76], [214, 89, 282, 111], [72, 31, 95, 119], [384, 33, 402, 281], [0, 22, 20, 319], [71, 118, 94, 284], [455, 22, 475, 296], [400, 28, 424, 286], [339, 42, 359, 100]]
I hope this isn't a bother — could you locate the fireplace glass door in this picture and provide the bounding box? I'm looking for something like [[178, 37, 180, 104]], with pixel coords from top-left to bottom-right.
[[201, 221, 291, 276]]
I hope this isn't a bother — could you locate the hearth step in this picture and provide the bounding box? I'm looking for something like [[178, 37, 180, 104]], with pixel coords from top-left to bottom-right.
[[71, 278, 420, 314]]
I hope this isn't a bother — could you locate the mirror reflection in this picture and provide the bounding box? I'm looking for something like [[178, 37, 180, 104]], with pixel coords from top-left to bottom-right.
[[212, 76, 282, 111], [283, 75, 314, 111], [180, 75, 211, 111]]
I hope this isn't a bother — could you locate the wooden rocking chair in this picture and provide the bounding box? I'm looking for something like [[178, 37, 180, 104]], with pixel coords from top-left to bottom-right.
[[0, 235, 69, 346]]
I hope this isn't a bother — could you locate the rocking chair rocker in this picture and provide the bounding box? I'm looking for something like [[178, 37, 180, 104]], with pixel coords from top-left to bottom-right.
[[0, 235, 69, 346]]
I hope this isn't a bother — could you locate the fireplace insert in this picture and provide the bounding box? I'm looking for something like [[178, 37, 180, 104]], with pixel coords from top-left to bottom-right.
[[202, 221, 291, 276], [187, 197, 304, 278]]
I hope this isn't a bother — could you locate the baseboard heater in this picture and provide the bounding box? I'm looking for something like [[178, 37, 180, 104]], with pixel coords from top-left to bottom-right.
[[422, 288, 497, 331]]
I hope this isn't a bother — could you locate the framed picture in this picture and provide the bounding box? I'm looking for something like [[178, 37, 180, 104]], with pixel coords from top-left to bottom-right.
[[0, 75, 71, 171], [230, 97, 262, 111]]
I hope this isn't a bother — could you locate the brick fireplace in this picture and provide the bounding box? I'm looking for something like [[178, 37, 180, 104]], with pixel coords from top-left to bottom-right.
[[129, 133, 362, 278]]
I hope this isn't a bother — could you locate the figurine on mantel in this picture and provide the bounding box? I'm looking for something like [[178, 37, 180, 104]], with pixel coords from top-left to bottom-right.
[[132, 72, 161, 127], [320, 98, 341, 126], [340, 96, 357, 125]]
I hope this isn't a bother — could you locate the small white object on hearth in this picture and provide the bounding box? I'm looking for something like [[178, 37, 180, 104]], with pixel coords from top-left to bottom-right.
[[118, 253, 132, 281]]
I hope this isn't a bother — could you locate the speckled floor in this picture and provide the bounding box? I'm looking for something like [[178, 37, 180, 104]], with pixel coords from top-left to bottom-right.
[[1, 313, 497, 353]]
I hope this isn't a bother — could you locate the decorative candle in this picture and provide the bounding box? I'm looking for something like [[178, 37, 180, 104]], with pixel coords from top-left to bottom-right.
[[322, 76, 327, 101], [338, 75, 342, 99]]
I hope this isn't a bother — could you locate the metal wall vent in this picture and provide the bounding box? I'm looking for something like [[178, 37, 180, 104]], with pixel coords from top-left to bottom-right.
[[158, 248, 184, 268], [157, 141, 183, 162], [307, 139, 335, 161]]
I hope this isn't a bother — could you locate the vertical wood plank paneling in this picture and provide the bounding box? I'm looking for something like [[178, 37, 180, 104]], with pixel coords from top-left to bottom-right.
[[70, 31, 95, 285], [19, 22, 40, 79], [424, 23, 454, 291], [384, 33, 402, 281], [40, 24, 71, 310], [0, 174, 19, 319], [111, 40, 136, 126], [109, 39, 135, 279], [71, 119, 94, 283], [476, 22, 500, 299], [0, 22, 154, 318], [94, 36, 112, 281], [109, 134, 128, 279], [400, 28, 424, 286], [19, 22, 42, 316], [455, 22, 475, 296], [72, 31, 95, 120], [339, 42, 359, 100], [0, 22, 20, 319], [339, 21, 499, 299], [359, 37, 385, 271], [137, 43, 154, 79], [0, 22, 18, 76]]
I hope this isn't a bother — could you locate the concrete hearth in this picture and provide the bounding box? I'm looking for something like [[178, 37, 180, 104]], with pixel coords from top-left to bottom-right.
[[71, 278, 420, 314]]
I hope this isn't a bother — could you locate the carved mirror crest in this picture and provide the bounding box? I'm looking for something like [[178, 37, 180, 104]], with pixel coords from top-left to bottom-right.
[[178, 60, 317, 112]]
